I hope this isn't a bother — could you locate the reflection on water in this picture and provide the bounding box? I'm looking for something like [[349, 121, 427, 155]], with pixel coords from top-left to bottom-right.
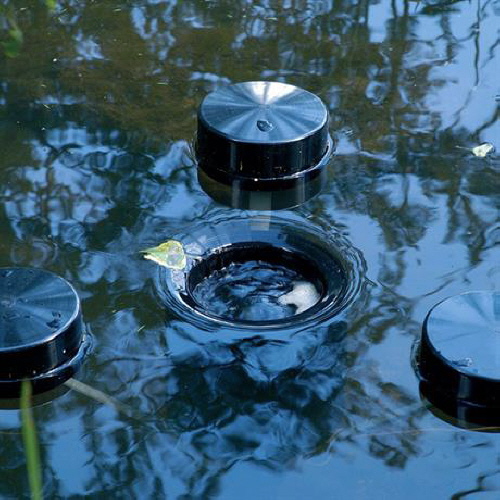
[[0, 0, 499, 498]]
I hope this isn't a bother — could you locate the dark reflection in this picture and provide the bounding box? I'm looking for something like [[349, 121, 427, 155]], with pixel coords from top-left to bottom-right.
[[451, 469, 500, 499], [159, 322, 349, 468], [0, 0, 499, 497]]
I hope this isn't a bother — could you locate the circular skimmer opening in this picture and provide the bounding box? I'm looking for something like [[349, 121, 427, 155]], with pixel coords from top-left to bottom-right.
[[154, 214, 362, 333], [185, 243, 333, 323]]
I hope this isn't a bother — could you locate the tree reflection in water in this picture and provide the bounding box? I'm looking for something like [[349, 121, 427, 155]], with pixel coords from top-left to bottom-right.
[[0, 0, 498, 497]]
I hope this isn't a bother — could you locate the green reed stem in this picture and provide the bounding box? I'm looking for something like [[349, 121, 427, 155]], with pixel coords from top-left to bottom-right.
[[20, 380, 43, 500]]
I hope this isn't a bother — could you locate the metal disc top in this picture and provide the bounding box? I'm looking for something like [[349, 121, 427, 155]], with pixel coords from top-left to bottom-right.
[[419, 291, 500, 410], [0, 267, 84, 385], [199, 81, 328, 144], [196, 81, 331, 188]]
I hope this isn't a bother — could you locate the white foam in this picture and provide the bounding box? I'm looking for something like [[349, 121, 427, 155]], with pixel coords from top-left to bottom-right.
[[277, 281, 320, 315]]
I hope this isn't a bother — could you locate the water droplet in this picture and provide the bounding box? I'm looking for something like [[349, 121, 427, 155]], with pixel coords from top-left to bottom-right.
[[257, 120, 273, 132], [453, 358, 473, 367], [46, 318, 60, 329]]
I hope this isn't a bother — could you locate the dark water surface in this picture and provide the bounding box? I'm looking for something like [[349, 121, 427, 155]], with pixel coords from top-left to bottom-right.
[[0, 0, 499, 498]]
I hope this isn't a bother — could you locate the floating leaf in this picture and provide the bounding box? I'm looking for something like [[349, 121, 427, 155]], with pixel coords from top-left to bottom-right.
[[471, 143, 494, 158], [142, 240, 187, 270]]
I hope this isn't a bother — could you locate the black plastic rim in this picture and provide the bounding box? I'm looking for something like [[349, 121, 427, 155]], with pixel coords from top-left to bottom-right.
[[0, 334, 91, 398], [420, 380, 500, 430], [417, 290, 500, 426], [154, 214, 365, 335], [196, 137, 332, 210], [0, 267, 89, 397]]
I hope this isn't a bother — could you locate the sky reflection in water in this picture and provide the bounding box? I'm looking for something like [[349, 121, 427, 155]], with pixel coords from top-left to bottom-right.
[[0, 0, 499, 498]]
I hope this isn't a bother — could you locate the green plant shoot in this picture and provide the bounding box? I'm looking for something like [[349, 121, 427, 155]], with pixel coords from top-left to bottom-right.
[[20, 380, 43, 500]]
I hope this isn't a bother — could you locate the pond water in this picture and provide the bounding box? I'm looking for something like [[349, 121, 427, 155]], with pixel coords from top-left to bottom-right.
[[0, 0, 498, 498]]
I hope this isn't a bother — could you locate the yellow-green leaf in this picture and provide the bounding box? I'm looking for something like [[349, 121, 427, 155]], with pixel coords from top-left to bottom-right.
[[142, 240, 187, 270]]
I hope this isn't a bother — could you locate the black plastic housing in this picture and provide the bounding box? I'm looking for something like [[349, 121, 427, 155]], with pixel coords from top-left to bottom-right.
[[417, 291, 500, 427], [0, 267, 89, 397], [196, 81, 332, 209]]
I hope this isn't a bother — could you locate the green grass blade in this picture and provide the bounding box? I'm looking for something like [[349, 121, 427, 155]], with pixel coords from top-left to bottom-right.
[[20, 380, 43, 500]]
